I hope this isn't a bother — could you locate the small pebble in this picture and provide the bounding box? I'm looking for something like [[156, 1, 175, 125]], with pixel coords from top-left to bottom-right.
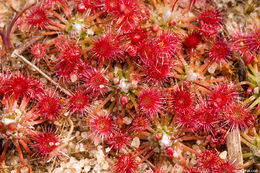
[[72, 163, 83, 172], [102, 162, 109, 170], [84, 166, 91, 172], [131, 137, 140, 148], [81, 132, 88, 138], [64, 169, 72, 173], [219, 151, 227, 160], [53, 168, 63, 173], [123, 117, 132, 125], [20, 167, 29, 173], [105, 147, 112, 153], [196, 140, 202, 145]]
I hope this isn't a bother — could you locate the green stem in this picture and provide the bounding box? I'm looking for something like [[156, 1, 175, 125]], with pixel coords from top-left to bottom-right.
[[256, 136, 260, 147], [241, 138, 255, 149], [248, 73, 258, 83], [248, 64, 256, 76], [243, 95, 256, 106], [241, 132, 255, 145], [255, 109, 260, 117], [243, 152, 253, 158], [129, 95, 139, 115], [249, 97, 260, 109]]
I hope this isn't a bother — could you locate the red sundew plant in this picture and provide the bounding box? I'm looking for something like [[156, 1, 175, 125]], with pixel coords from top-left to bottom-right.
[[223, 104, 255, 130], [72, 60, 89, 79], [210, 128, 227, 147], [113, 154, 138, 173], [109, 0, 149, 33], [4, 72, 44, 99], [87, 113, 117, 144], [55, 35, 70, 51], [67, 89, 89, 115], [83, 68, 108, 95], [0, 0, 259, 172], [25, 7, 49, 29], [231, 27, 260, 65], [214, 162, 237, 173], [129, 28, 147, 45], [55, 60, 77, 81], [42, 0, 71, 18], [231, 31, 250, 54], [103, 0, 120, 14], [199, 9, 222, 27], [194, 102, 218, 134], [92, 33, 124, 62], [32, 131, 62, 159], [170, 87, 194, 113], [0, 73, 11, 95], [59, 44, 81, 63], [175, 110, 196, 129], [80, 0, 103, 13], [138, 42, 157, 64], [155, 32, 182, 57], [198, 9, 223, 37], [208, 83, 238, 112], [75, 0, 87, 13], [0, 96, 39, 165], [232, 27, 260, 54], [191, 150, 220, 171], [184, 32, 201, 50], [209, 40, 232, 64], [0, 73, 64, 169], [31, 43, 46, 60], [190, 149, 237, 172], [107, 131, 130, 152], [199, 150, 221, 169], [143, 61, 172, 83], [36, 91, 61, 121], [125, 44, 137, 57], [138, 88, 164, 117], [131, 116, 151, 132], [120, 95, 129, 107], [53, 42, 83, 81], [244, 27, 260, 53]]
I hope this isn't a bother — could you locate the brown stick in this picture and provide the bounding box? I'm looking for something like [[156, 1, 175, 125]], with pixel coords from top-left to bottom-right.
[[11, 51, 72, 96]]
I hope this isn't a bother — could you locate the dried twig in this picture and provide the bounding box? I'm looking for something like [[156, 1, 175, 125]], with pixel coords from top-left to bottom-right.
[[11, 51, 72, 96]]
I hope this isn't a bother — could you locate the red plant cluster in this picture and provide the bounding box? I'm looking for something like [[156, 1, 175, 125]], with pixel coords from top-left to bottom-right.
[[231, 27, 260, 65], [175, 83, 255, 133], [189, 150, 236, 172], [0, 73, 63, 165], [0, 0, 258, 172]]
